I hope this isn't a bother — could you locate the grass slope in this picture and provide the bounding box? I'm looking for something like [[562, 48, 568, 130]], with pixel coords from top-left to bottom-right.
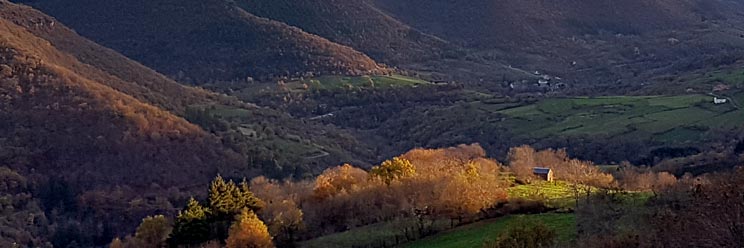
[[402, 213, 576, 248], [508, 181, 577, 209], [296, 75, 428, 91], [300, 218, 451, 248], [491, 95, 739, 143]]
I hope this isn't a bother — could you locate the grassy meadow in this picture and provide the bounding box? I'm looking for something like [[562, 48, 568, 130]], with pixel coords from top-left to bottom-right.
[[475, 94, 742, 143], [401, 213, 576, 248], [293, 75, 429, 91]]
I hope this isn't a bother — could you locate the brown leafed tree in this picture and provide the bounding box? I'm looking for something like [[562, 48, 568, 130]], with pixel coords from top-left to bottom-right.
[[132, 215, 172, 248]]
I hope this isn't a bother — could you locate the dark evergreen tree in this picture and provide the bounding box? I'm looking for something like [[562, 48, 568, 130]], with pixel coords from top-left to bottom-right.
[[169, 175, 264, 246], [169, 198, 210, 246]]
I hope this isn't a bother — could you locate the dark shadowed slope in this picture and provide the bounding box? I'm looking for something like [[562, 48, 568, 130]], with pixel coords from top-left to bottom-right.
[[16, 0, 386, 83], [0, 1, 232, 113], [236, 0, 452, 65], [369, 0, 744, 87], [371, 0, 702, 48], [0, 5, 245, 189]]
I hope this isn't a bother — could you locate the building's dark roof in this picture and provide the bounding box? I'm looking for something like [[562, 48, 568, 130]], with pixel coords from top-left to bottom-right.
[[533, 167, 551, 174]]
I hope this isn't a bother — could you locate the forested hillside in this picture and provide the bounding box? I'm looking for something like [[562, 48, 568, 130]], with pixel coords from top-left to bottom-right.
[[236, 0, 452, 64], [371, 0, 744, 88], [3, 0, 744, 247], [0, 1, 236, 113], [0, 13, 249, 244], [16, 0, 387, 83], [0, 2, 382, 245]]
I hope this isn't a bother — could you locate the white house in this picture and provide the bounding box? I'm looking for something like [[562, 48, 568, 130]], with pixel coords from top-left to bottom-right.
[[714, 97, 728, 104]]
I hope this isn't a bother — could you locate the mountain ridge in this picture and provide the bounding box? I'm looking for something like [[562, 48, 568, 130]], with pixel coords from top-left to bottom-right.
[[16, 0, 388, 83]]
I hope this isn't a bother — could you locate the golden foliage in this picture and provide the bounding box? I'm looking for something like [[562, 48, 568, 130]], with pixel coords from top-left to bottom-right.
[[508, 145, 614, 187], [313, 164, 368, 199], [370, 157, 415, 185], [225, 209, 274, 248]]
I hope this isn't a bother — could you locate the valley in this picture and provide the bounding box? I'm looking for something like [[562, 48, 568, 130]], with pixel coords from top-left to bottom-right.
[[2, 0, 744, 247]]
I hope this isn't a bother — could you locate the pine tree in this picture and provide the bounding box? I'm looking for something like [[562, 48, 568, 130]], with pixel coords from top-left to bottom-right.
[[209, 176, 262, 218], [207, 176, 265, 242], [238, 179, 262, 212], [169, 198, 210, 246], [209, 175, 237, 218], [169, 176, 266, 245]]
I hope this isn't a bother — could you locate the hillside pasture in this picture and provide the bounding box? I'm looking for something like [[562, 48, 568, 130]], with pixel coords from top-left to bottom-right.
[[507, 181, 577, 209], [299, 75, 430, 91], [401, 213, 576, 248], [495, 95, 741, 142]]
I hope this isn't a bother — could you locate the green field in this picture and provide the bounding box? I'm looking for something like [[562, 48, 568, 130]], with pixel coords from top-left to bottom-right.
[[490, 95, 741, 142], [297, 75, 429, 91], [299, 218, 451, 248], [507, 181, 577, 209], [300, 179, 651, 248], [401, 213, 576, 248]]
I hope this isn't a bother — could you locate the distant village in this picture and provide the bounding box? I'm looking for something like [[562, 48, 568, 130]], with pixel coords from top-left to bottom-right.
[[508, 71, 568, 93]]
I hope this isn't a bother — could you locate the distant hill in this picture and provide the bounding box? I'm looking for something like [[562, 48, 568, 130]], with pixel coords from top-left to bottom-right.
[[236, 0, 452, 64], [370, 0, 744, 87], [371, 0, 700, 48], [16, 0, 387, 83]]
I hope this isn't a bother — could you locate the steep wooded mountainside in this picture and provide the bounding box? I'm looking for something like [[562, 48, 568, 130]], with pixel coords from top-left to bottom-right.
[[0, 14, 245, 189], [16, 0, 386, 83], [236, 0, 452, 64], [371, 0, 702, 48], [0, 1, 380, 189], [0, 1, 232, 113], [370, 0, 744, 87]]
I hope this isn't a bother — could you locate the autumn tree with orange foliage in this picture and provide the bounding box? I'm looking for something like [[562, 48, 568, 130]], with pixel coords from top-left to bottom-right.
[[312, 164, 369, 200], [508, 145, 614, 187], [250, 177, 307, 245], [233, 144, 510, 241]]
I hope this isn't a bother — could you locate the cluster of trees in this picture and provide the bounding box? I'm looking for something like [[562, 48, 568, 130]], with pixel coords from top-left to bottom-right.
[[183, 104, 377, 179], [0, 167, 51, 248], [105, 143, 744, 248], [110, 143, 645, 247], [613, 165, 677, 193], [573, 165, 744, 247], [245, 144, 510, 245], [507, 146, 614, 187], [111, 176, 273, 248]]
